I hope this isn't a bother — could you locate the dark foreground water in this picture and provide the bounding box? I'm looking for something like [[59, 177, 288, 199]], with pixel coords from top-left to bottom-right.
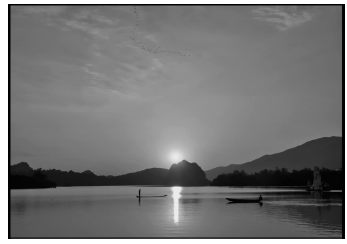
[[10, 186, 342, 238]]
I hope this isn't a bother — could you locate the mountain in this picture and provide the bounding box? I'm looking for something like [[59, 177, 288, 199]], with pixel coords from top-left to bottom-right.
[[210, 168, 343, 189], [10, 161, 34, 176], [10, 160, 210, 187], [82, 170, 96, 176], [109, 168, 169, 185], [204, 165, 240, 183], [166, 160, 210, 186], [205, 136, 342, 181], [41, 167, 169, 186]]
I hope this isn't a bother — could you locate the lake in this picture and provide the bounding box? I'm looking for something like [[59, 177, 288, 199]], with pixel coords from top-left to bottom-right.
[[10, 186, 343, 238]]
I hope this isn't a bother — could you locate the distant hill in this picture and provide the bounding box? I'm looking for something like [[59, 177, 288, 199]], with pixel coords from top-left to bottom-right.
[[10, 162, 34, 176], [205, 165, 240, 182], [82, 170, 96, 176], [210, 167, 343, 189], [40, 167, 169, 186], [10, 160, 210, 187], [108, 168, 169, 185], [205, 136, 342, 181], [166, 160, 210, 186]]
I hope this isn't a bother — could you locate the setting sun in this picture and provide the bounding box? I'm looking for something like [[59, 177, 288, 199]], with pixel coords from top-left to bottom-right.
[[169, 151, 184, 163]]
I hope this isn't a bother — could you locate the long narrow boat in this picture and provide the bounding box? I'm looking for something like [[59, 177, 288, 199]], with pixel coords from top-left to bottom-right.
[[306, 185, 331, 192], [306, 188, 331, 192], [226, 198, 262, 203], [136, 195, 167, 198]]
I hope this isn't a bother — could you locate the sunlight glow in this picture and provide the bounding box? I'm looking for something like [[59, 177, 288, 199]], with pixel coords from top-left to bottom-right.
[[172, 186, 182, 224], [169, 151, 184, 163]]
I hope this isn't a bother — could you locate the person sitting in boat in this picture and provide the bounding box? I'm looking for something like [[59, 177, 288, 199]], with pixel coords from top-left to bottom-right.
[[259, 195, 263, 201]]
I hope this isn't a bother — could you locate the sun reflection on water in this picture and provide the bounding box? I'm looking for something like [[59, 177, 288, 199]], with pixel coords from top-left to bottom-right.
[[172, 186, 182, 224]]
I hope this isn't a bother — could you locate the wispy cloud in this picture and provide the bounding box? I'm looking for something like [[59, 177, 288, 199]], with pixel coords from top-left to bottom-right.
[[11, 151, 35, 158], [252, 6, 319, 31], [12, 5, 66, 16], [11, 6, 120, 39], [78, 50, 167, 99], [64, 20, 110, 39], [93, 14, 118, 25], [11, 6, 191, 102], [73, 9, 119, 25], [143, 34, 158, 42]]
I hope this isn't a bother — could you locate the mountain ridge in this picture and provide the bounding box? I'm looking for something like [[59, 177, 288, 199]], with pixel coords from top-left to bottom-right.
[[10, 160, 210, 187], [10, 136, 342, 186], [204, 136, 342, 181]]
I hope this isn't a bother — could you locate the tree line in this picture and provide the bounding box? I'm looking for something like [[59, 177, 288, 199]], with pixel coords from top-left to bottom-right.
[[210, 167, 343, 189], [11, 169, 57, 189]]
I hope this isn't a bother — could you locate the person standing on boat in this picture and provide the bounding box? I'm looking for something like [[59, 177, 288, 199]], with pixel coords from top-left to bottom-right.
[[139, 189, 141, 198], [259, 195, 262, 201]]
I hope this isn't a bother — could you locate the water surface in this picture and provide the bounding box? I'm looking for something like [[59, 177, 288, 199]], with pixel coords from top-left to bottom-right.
[[11, 186, 343, 238]]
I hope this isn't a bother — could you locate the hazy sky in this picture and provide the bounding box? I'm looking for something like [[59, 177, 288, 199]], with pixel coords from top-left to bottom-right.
[[10, 5, 342, 175]]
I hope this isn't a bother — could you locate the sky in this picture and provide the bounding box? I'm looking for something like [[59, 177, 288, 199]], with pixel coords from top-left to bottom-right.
[[10, 5, 342, 175]]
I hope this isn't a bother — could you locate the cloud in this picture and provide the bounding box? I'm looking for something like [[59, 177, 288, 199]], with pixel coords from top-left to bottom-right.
[[11, 6, 120, 39], [93, 14, 118, 25], [143, 34, 158, 42], [73, 9, 119, 25], [151, 58, 163, 70], [252, 6, 319, 31], [11, 151, 35, 158], [64, 19, 110, 39], [11, 6, 187, 103], [12, 6, 66, 16], [59, 8, 121, 39]]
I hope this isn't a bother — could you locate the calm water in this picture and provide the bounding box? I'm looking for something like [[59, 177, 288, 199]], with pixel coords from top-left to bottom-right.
[[11, 186, 343, 238]]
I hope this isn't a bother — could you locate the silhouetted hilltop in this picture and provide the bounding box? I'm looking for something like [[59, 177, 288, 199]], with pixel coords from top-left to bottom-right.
[[112, 168, 169, 185], [10, 161, 211, 187], [205, 164, 240, 182], [10, 162, 169, 187], [205, 136, 342, 181], [10, 161, 34, 176], [166, 160, 210, 186], [44, 167, 169, 186], [82, 170, 96, 176]]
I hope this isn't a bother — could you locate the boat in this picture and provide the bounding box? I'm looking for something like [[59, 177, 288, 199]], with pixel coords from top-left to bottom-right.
[[306, 184, 331, 192], [226, 198, 262, 203], [306, 187, 331, 192], [136, 195, 167, 198]]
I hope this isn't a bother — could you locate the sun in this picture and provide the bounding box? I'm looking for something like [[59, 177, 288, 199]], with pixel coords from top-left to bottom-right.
[[169, 151, 184, 163]]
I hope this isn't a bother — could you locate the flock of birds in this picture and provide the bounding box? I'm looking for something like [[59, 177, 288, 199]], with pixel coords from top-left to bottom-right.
[[130, 6, 201, 57]]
